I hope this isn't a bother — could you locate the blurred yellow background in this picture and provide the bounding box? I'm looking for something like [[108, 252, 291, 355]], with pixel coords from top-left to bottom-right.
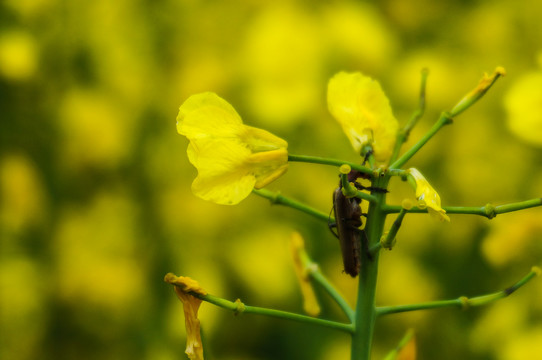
[[1, 0, 542, 359]]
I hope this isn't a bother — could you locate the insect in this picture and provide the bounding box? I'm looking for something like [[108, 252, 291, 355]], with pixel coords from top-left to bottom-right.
[[330, 170, 369, 277]]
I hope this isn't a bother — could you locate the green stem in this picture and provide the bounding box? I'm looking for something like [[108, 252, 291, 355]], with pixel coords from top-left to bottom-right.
[[389, 112, 452, 169], [351, 175, 390, 360], [377, 267, 540, 316], [482, 198, 542, 218], [288, 154, 373, 177], [193, 292, 354, 333], [310, 268, 355, 322], [388, 168, 409, 178], [381, 198, 542, 219], [252, 188, 330, 222]]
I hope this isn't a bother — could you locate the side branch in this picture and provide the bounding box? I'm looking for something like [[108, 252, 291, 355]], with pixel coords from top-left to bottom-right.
[[192, 292, 354, 333], [389, 111, 452, 169], [377, 267, 540, 317], [288, 154, 373, 177], [382, 198, 542, 218], [252, 188, 330, 222]]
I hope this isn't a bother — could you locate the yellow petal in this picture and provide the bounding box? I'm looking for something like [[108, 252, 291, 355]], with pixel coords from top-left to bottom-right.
[[249, 149, 289, 189], [242, 125, 289, 152], [177, 292, 204, 360], [408, 168, 449, 222], [177, 92, 243, 140], [164, 274, 206, 360], [188, 140, 256, 205], [187, 140, 288, 205], [164, 273, 207, 295], [327, 71, 398, 161]]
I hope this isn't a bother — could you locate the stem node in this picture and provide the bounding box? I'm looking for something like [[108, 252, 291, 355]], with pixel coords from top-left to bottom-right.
[[234, 299, 246, 315], [484, 203, 497, 219]]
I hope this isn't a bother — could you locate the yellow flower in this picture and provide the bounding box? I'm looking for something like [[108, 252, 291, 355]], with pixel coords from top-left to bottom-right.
[[177, 92, 289, 205], [327, 71, 399, 161], [290, 232, 320, 317], [407, 168, 450, 222], [164, 273, 207, 360]]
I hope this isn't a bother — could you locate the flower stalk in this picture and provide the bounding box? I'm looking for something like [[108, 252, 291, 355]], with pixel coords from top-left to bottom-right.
[[381, 198, 542, 218], [288, 154, 373, 176], [188, 291, 354, 333], [377, 267, 540, 316], [252, 188, 330, 222]]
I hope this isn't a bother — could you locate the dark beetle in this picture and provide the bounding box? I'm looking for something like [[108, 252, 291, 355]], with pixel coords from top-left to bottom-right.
[[330, 170, 369, 277]]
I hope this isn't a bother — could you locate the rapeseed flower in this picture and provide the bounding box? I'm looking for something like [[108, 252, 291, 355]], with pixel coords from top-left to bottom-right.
[[327, 71, 398, 161], [177, 92, 288, 205]]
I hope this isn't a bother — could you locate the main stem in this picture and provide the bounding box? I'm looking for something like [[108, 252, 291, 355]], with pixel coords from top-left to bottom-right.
[[351, 175, 389, 360]]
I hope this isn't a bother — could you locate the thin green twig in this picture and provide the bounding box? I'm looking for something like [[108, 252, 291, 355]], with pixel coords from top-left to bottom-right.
[[381, 198, 542, 218], [377, 267, 540, 316], [192, 292, 354, 333], [252, 188, 330, 222], [288, 154, 373, 176], [389, 68, 429, 165], [389, 111, 452, 169]]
